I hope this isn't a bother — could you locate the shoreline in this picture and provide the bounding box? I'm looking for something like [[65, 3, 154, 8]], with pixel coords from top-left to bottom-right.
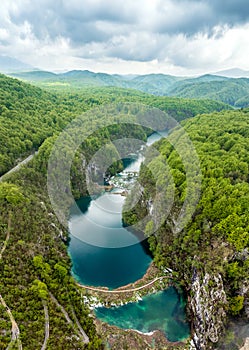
[[94, 317, 189, 349], [76, 262, 174, 307], [75, 262, 190, 348], [70, 131, 189, 348]]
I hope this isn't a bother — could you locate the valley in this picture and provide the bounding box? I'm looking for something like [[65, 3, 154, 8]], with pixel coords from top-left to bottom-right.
[[0, 72, 248, 350]]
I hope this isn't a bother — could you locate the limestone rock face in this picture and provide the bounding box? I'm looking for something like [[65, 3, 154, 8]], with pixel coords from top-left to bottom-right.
[[189, 271, 227, 350], [239, 268, 249, 320]]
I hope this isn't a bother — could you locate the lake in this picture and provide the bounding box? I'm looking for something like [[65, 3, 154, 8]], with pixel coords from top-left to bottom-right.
[[68, 132, 167, 288], [68, 131, 190, 341], [95, 288, 190, 342]]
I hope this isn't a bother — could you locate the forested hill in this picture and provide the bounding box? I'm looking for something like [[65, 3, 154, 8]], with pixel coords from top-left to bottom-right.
[[168, 78, 249, 107], [9, 70, 249, 108], [0, 73, 69, 175], [0, 73, 230, 176], [123, 108, 249, 348]]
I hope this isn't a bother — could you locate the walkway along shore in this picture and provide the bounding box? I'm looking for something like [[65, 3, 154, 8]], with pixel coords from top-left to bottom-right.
[[76, 275, 170, 294], [74, 263, 175, 310]]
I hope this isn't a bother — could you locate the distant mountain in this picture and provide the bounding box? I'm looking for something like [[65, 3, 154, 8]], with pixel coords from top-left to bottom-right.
[[168, 78, 249, 107], [214, 68, 249, 78], [181, 74, 228, 84], [10, 69, 184, 94], [8, 68, 249, 107], [11, 70, 57, 80], [60, 70, 129, 87], [11, 69, 128, 88], [128, 73, 183, 95], [0, 55, 34, 73]]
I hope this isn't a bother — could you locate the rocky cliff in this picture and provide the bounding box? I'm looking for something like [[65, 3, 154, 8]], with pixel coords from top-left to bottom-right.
[[189, 271, 227, 349]]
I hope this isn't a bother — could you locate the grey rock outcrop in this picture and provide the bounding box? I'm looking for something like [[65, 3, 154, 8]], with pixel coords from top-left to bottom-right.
[[189, 271, 227, 350]]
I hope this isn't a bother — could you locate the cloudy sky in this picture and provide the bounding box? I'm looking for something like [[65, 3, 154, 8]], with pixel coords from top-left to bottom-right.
[[0, 0, 249, 75]]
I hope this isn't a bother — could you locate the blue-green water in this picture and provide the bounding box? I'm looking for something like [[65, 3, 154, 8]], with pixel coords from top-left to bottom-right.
[[68, 133, 167, 288], [95, 288, 190, 342], [68, 131, 190, 341], [68, 194, 152, 288]]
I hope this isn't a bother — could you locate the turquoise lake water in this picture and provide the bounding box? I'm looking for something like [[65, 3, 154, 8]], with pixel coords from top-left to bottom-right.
[[68, 131, 190, 341], [68, 132, 167, 288], [95, 288, 190, 342], [68, 193, 152, 288]]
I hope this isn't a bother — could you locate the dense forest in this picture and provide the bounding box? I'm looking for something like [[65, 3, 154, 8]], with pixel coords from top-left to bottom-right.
[[10, 70, 249, 108], [168, 78, 249, 108], [0, 74, 230, 176], [123, 108, 249, 348], [0, 73, 247, 349]]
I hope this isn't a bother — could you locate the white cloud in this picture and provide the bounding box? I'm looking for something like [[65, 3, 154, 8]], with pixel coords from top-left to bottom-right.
[[0, 0, 249, 74], [0, 28, 9, 41]]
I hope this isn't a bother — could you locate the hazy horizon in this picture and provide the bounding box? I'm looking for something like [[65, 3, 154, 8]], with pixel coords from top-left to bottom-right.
[[0, 1, 249, 76], [1, 54, 249, 78]]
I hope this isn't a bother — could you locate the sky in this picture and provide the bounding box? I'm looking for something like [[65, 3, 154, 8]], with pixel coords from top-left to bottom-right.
[[0, 0, 249, 75]]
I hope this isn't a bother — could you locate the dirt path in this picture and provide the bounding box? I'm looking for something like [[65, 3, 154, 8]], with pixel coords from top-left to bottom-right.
[[0, 212, 11, 260], [70, 306, 90, 344], [0, 294, 22, 350], [77, 276, 169, 294], [49, 292, 89, 344], [0, 153, 36, 182], [41, 300, 49, 350], [0, 213, 22, 349]]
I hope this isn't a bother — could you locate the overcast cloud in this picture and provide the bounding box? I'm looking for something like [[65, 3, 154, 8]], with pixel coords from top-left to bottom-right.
[[0, 0, 249, 74]]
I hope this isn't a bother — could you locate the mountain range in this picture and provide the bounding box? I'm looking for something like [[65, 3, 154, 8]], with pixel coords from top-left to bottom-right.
[[1, 55, 249, 108], [7, 70, 249, 108], [214, 68, 249, 78]]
